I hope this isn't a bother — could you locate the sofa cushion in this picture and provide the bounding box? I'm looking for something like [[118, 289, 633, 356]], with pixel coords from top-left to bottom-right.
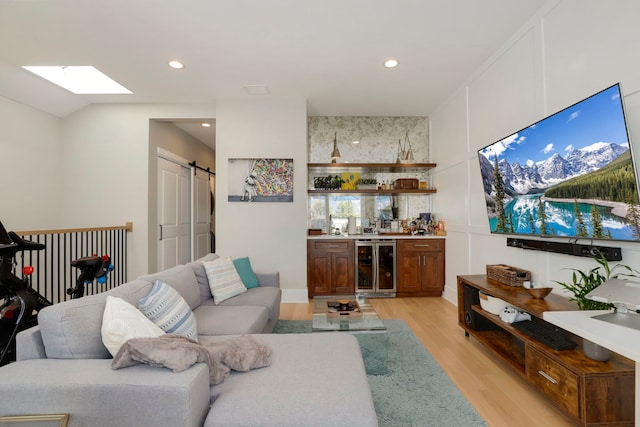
[[193, 305, 269, 335], [203, 257, 247, 304], [202, 333, 378, 427], [138, 281, 198, 341], [101, 296, 165, 357], [188, 253, 220, 302], [38, 279, 152, 359], [138, 264, 201, 310], [232, 257, 260, 289], [214, 286, 281, 323]]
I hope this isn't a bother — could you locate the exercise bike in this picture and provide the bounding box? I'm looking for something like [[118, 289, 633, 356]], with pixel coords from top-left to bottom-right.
[[0, 221, 50, 366], [0, 221, 112, 365], [67, 254, 113, 299]]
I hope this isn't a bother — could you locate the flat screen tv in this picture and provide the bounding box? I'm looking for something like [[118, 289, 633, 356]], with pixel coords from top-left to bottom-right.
[[478, 83, 640, 242]]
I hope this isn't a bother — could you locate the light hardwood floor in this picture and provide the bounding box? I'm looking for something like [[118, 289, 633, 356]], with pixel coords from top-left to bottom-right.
[[279, 297, 575, 427]]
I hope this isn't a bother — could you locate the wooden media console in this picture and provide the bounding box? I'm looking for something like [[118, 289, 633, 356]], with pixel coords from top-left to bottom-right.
[[457, 274, 635, 426]]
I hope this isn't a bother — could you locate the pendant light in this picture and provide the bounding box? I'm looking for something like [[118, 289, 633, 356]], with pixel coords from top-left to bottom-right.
[[331, 131, 341, 163], [404, 131, 414, 162]]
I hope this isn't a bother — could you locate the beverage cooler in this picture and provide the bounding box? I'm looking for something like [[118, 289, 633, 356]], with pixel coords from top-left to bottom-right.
[[355, 240, 396, 297]]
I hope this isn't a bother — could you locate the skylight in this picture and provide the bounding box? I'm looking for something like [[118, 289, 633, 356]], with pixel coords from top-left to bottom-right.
[[22, 66, 132, 94]]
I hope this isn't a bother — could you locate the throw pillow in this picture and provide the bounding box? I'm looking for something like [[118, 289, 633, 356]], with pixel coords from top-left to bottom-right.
[[138, 280, 198, 341], [101, 296, 165, 357], [203, 256, 247, 304], [232, 257, 260, 289]]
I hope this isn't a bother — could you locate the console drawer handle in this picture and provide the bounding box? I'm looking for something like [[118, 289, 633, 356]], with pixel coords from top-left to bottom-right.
[[538, 370, 558, 384]]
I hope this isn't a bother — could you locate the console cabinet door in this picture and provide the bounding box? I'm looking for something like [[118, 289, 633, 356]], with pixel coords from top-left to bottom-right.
[[397, 239, 445, 296], [396, 251, 421, 292], [307, 240, 354, 297], [422, 250, 445, 292]]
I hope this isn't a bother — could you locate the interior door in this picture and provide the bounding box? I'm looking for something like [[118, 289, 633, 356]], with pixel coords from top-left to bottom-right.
[[192, 167, 211, 260], [158, 157, 191, 270]]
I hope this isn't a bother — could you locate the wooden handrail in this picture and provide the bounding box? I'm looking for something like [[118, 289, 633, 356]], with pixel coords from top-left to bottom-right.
[[16, 221, 133, 236]]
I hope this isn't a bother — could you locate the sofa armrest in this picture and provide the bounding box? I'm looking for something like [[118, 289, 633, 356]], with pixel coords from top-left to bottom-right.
[[16, 325, 47, 360], [256, 272, 279, 288], [0, 359, 210, 427]]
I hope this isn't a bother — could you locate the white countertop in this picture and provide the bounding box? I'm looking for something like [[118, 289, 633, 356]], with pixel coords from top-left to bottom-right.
[[307, 234, 445, 240], [543, 310, 640, 362]]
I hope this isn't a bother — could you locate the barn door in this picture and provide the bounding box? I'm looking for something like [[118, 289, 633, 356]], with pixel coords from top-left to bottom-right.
[[157, 156, 191, 270]]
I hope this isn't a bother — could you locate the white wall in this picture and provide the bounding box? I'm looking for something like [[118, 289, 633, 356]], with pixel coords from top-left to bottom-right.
[[0, 102, 216, 279], [216, 98, 308, 302], [431, 0, 640, 303], [0, 96, 64, 229]]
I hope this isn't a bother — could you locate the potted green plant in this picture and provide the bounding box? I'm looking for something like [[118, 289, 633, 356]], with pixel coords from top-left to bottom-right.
[[357, 177, 378, 190], [554, 251, 636, 310], [554, 250, 638, 360]]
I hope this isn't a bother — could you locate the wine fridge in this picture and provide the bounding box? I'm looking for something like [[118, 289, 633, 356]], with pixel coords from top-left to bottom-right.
[[355, 240, 396, 297]]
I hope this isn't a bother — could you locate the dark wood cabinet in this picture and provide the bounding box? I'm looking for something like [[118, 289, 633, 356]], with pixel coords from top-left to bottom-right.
[[457, 274, 635, 426], [307, 240, 354, 297], [396, 239, 445, 296]]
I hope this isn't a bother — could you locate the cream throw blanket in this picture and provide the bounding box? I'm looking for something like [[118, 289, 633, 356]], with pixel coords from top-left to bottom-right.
[[112, 334, 271, 385]]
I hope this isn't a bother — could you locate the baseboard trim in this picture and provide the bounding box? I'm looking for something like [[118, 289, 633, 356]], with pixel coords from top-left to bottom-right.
[[282, 288, 309, 303]]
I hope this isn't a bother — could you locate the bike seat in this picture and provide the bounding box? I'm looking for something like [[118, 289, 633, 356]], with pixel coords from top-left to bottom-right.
[[7, 232, 45, 251], [71, 256, 103, 269]]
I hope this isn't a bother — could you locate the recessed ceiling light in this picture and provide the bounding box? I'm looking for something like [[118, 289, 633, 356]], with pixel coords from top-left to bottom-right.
[[201, 123, 211, 127], [352, 140, 360, 144], [384, 59, 399, 68], [22, 65, 132, 94], [168, 60, 184, 69]]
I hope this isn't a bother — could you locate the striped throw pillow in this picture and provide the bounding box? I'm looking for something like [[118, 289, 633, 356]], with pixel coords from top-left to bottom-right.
[[138, 280, 198, 341], [203, 256, 247, 304]]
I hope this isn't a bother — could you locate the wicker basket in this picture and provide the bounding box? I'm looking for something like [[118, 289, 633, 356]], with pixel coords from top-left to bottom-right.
[[486, 264, 531, 287]]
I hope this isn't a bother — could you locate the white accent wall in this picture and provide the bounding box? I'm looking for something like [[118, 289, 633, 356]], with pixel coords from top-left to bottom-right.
[[215, 98, 309, 302], [431, 0, 640, 303]]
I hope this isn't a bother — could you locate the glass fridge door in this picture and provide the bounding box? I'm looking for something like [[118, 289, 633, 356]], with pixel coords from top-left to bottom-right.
[[377, 243, 396, 292], [356, 244, 374, 292]]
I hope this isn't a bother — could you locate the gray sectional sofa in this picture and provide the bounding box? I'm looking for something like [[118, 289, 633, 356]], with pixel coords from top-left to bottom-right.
[[0, 254, 378, 427]]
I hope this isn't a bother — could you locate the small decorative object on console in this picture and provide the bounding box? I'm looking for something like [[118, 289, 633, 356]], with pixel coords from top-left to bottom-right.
[[326, 299, 362, 318], [478, 292, 511, 315], [486, 264, 531, 287], [525, 287, 553, 299]]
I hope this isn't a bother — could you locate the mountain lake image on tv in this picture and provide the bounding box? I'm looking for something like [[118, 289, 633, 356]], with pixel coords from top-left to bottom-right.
[[478, 83, 640, 242]]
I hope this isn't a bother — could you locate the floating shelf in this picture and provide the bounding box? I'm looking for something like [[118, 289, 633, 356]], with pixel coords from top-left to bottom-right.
[[308, 162, 436, 173], [308, 188, 436, 195]]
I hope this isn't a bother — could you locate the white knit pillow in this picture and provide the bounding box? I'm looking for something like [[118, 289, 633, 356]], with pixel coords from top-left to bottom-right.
[[203, 256, 247, 304], [138, 280, 198, 341], [101, 296, 165, 357]]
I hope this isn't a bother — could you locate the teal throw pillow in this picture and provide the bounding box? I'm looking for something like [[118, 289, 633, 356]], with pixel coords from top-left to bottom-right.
[[233, 257, 260, 289]]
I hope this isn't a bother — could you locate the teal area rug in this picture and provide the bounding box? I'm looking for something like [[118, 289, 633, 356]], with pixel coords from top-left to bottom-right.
[[274, 319, 486, 427]]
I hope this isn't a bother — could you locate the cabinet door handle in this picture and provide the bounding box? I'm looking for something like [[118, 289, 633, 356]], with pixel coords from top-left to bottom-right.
[[414, 244, 431, 247], [537, 370, 558, 384]]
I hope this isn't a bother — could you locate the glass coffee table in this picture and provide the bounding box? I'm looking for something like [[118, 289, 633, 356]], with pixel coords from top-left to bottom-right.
[[312, 295, 388, 374]]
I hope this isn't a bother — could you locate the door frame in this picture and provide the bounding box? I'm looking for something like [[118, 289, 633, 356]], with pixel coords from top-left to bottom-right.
[[157, 148, 212, 268]]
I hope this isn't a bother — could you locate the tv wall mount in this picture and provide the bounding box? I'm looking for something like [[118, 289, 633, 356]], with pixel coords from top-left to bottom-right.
[[506, 237, 622, 261]]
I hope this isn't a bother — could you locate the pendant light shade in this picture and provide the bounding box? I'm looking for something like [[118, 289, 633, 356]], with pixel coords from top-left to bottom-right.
[[404, 131, 414, 162], [331, 131, 341, 163]]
